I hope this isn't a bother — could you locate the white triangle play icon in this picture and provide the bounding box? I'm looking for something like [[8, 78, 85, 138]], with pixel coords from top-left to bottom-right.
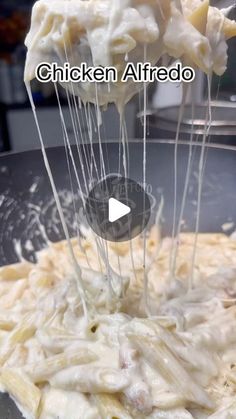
[[109, 198, 131, 223]]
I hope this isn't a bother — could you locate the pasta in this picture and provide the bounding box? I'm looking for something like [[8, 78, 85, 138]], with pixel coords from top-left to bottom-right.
[[0, 369, 41, 419], [93, 393, 133, 419], [0, 230, 236, 417], [24, 0, 236, 107]]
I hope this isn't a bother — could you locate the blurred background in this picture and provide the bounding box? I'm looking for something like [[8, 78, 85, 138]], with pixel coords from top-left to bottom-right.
[[0, 0, 235, 153]]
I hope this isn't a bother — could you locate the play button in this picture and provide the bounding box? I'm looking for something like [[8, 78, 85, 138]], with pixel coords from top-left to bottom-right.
[[109, 198, 131, 223], [85, 174, 151, 242]]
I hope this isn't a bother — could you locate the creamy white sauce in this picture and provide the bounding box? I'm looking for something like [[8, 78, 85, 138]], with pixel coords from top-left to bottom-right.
[[24, 0, 236, 108], [1, 1, 234, 418], [1, 234, 236, 418]]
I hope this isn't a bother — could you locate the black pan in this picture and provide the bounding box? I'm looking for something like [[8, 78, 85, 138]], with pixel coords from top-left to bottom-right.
[[1, 140, 236, 417]]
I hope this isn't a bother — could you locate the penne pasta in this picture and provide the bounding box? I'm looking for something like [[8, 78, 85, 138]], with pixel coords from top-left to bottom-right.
[[129, 334, 214, 410], [50, 366, 130, 393], [0, 263, 32, 281], [0, 314, 36, 367], [152, 391, 185, 410], [93, 394, 133, 419], [0, 313, 16, 331], [0, 227, 236, 418], [0, 369, 41, 418], [25, 348, 98, 383], [188, 0, 209, 35]]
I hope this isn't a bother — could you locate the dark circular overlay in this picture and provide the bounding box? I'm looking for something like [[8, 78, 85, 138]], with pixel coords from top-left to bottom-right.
[[85, 174, 151, 242]]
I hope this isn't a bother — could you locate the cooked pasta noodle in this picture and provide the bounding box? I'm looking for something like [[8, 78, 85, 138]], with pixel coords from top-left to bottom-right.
[[1, 231, 236, 417]]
